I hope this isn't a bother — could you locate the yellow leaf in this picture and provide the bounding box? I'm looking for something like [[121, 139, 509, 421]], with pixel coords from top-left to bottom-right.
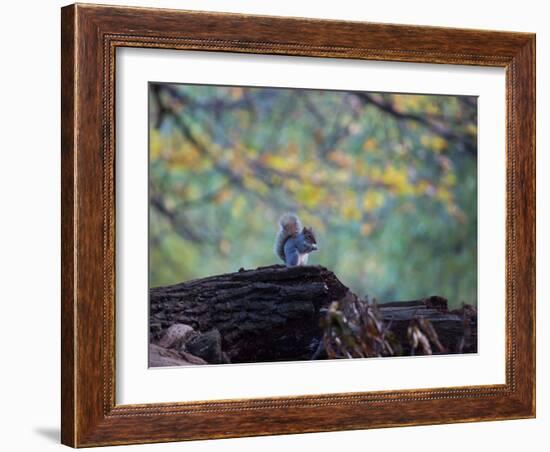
[[436, 187, 452, 203], [466, 123, 478, 135], [340, 193, 361, 221], [363, 191, 385, 211], [150, 129, 163, 159], [381, 165, 408, 190], [421, 135, 448, 153], [296, 183, 325, 209], [262, 154, 298, 171], [442, 172, 457, 187], [169, 144, 203, 169]]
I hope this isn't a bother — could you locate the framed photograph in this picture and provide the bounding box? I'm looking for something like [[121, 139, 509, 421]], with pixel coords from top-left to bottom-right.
[[61, 3, 535, 447]]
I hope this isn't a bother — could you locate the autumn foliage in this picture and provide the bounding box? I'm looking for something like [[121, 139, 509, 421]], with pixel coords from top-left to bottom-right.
[[149, 83, 477, 307]]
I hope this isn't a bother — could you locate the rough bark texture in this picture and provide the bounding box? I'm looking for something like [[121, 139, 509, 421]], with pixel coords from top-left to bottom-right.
[[150, 265, 349, 363], [150, 265, 477, 363]]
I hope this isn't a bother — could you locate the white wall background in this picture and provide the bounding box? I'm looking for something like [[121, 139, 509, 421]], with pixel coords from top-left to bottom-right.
[[0, 1, 546, 450]]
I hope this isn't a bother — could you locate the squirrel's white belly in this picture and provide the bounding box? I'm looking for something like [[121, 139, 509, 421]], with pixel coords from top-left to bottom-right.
[[297, 253, 309, 265]]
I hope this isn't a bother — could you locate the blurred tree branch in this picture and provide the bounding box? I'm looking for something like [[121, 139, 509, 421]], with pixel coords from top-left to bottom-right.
[[149, 191, 206, 243], [355, 92, 477, 156]]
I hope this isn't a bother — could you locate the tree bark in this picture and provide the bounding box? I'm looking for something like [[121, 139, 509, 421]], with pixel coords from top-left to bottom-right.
[[377, 297, 477, 355], [150, 265, 476, 364], [150, 265, 349, 363]]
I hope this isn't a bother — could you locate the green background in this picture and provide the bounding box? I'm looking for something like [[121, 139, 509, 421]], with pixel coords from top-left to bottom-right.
[[149, 83, 477, 307]]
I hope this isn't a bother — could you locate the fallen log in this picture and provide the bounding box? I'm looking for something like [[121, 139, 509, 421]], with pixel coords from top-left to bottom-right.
[[150, 265, 348, 363], [377, 297, 477, 355], [149, 265, 476, 364]]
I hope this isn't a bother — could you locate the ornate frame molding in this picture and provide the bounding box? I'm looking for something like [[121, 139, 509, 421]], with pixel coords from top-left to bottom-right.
[[61, 4, 535, 447]]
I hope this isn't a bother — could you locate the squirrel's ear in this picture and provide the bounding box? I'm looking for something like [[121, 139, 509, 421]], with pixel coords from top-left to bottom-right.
[[303, 227, 315, 237]]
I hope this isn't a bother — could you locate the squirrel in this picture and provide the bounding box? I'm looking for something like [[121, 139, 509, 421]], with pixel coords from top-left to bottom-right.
[[274, 213, 318, 267]]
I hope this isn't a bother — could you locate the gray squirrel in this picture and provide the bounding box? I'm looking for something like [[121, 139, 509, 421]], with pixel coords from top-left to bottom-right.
[[274, 213, 318, 267]]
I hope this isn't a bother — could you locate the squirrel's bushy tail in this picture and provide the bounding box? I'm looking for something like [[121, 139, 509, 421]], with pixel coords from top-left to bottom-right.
[[274, 213, 301, 262]]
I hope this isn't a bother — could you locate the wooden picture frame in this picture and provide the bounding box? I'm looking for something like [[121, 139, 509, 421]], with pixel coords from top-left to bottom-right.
[[61, 3, 535, 447]]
